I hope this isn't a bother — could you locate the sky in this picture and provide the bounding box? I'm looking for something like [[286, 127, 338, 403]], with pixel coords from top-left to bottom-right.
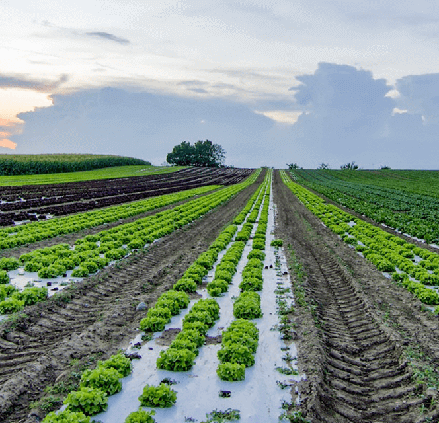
[[1, 0, 439, 169]]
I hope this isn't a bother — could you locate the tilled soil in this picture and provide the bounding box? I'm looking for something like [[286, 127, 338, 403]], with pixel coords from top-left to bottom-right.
[[0, 171, 264, 423], [272, 170, 439, 423], [3, 169, 439, 423]]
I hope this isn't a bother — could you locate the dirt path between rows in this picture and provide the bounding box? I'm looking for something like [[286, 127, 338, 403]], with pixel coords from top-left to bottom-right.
[[273, 170, 439, 423], [0, 171, 264, 423]]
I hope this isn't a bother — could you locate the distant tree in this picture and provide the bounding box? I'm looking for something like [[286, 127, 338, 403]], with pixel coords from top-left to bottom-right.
[[340, 161, 359, 170], [193, 140, 225, 167], [287, 163, 302, 170], [317, 163, 330, 169], [167, 140, 225, 167], [380, 165, 391, 169], [166, 141, 193, 166]]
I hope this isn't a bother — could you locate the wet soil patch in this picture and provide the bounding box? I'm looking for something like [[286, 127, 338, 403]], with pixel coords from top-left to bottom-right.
[[155, 328, 181, 346]]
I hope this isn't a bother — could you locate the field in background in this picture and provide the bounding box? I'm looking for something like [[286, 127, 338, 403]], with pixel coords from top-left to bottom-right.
[[0, 165, 186, 186]]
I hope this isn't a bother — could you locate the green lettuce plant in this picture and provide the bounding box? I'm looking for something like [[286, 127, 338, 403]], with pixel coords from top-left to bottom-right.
[[79, 367, 122, 395], [64, 387, 108, 415], [138, 384, 177, 407]]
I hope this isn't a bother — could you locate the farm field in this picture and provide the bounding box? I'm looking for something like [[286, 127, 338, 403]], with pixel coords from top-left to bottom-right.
[[292, 169, 439, 244], [0, 165, 186, 187], [0, 168, 439, 423], [0, 167, 251, 226]]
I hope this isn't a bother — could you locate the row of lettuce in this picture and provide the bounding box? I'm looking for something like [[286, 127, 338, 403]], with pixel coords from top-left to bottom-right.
[[0, 184, 220, 250], [281, 170, 439, 313], [39, 170, 270, 422], [291, 169, 439, 244], [0, 171, 261, 315]]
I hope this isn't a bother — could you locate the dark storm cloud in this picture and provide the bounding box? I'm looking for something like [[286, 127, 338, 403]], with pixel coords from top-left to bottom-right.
[[0, 74, 68, 92]]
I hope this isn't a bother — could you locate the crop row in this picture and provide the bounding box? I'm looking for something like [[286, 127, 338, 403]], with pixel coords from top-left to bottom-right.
[[38, 175, 269, 422], [215, 172, 271, 381], [292, 169, 439, 244], [0, 167, 253, 225], [41, 353, 158, 423], [0, 171, 261, 314], [281, 171, 439, 310], [0, 184, 220, 249]]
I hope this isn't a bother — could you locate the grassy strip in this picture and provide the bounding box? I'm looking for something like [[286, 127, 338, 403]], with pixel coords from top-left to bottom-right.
[[0, 164, 185, 186]]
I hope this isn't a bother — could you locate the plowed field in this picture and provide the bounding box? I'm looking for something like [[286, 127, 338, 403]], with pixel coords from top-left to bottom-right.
[[1, 169, 439, 423]]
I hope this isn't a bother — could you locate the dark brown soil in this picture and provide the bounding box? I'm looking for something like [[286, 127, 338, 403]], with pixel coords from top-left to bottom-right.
[[273, 170, 439, 423], [0, 171, 264, 423]]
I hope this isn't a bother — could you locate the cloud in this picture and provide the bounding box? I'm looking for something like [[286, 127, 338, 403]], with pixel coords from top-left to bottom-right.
[[0, 139, 17, 150], [85, 32, 130, 44], [0, 74, 68, 92], [187, 88, 208, 94], [395, 73, 439, 124], [11, 87, 274, 167], [287, 62, 439, 169]]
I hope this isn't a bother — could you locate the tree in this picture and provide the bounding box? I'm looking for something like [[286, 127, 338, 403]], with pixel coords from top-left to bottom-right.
[[166, 141, 193, 166], [340, 161, 359, 170], [167, 140, 225, 167], [317, 163, 330, 169], [287, 163, 302, 170]]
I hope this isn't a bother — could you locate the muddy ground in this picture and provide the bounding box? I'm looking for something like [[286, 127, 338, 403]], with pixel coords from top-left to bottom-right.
[[2, 168, 439, 423], [0, 172, 264, 423], [273, 170, 439, 423]]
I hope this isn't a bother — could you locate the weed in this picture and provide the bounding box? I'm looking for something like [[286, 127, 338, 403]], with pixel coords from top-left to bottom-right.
[[276, 367, 299, 376], [30, 395, 62, 412], [201, 408, 240, 422]]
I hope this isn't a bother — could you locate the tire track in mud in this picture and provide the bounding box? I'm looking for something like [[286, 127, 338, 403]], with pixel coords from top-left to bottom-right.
[[0, 173, 264, 423], [304, 251, 423, 423], [272, 170, 432, 423]]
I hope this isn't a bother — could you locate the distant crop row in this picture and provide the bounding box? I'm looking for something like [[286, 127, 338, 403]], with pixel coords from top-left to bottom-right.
[[292, 169, 439, 244], [0, 185, 220, 250], [0, 154, 149, 176], [281, 171, 439, 311]]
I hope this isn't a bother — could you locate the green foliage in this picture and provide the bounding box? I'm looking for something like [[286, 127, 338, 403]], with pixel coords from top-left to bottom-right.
[[218, 343, 255, 367], [124, 409, 156, 423], [139, 316, 168, 332], [80, 367, 122, 396], [0, 257, 20, 271], [167, 140, 225, 167], [0, 284, 17, 301], [233, 291, 262, 319], [98, 353, 132, 377], [71, 266, 90, 278], [146, 307, 172, 321], [270, 239, 283, 247], [138, 384, 177, 407], [42, 409, 91, 423], [169, 339, 199, 356], [173, 278, 198, 293], [0, 154, 149, 176], [0, 297, 24, 314], [12, 287, 48, 306], [217, 362, 245, 381], [64, 387, 108, 415], [0, 270, 9, 284], [247, 250, 265, 260], [174, 329, 205, 348]]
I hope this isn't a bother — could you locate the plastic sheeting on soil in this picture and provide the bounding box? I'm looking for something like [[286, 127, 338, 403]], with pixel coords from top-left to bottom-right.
[[93, 183, 305, 423]]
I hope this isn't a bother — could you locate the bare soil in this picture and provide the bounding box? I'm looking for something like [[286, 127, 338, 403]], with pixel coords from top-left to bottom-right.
[[0, 171, 264, 423], [273, 170, 439, 423]]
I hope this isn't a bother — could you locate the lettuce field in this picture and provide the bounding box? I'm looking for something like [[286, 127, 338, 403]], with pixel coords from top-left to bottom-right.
[[1, 166, 439, 423]]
